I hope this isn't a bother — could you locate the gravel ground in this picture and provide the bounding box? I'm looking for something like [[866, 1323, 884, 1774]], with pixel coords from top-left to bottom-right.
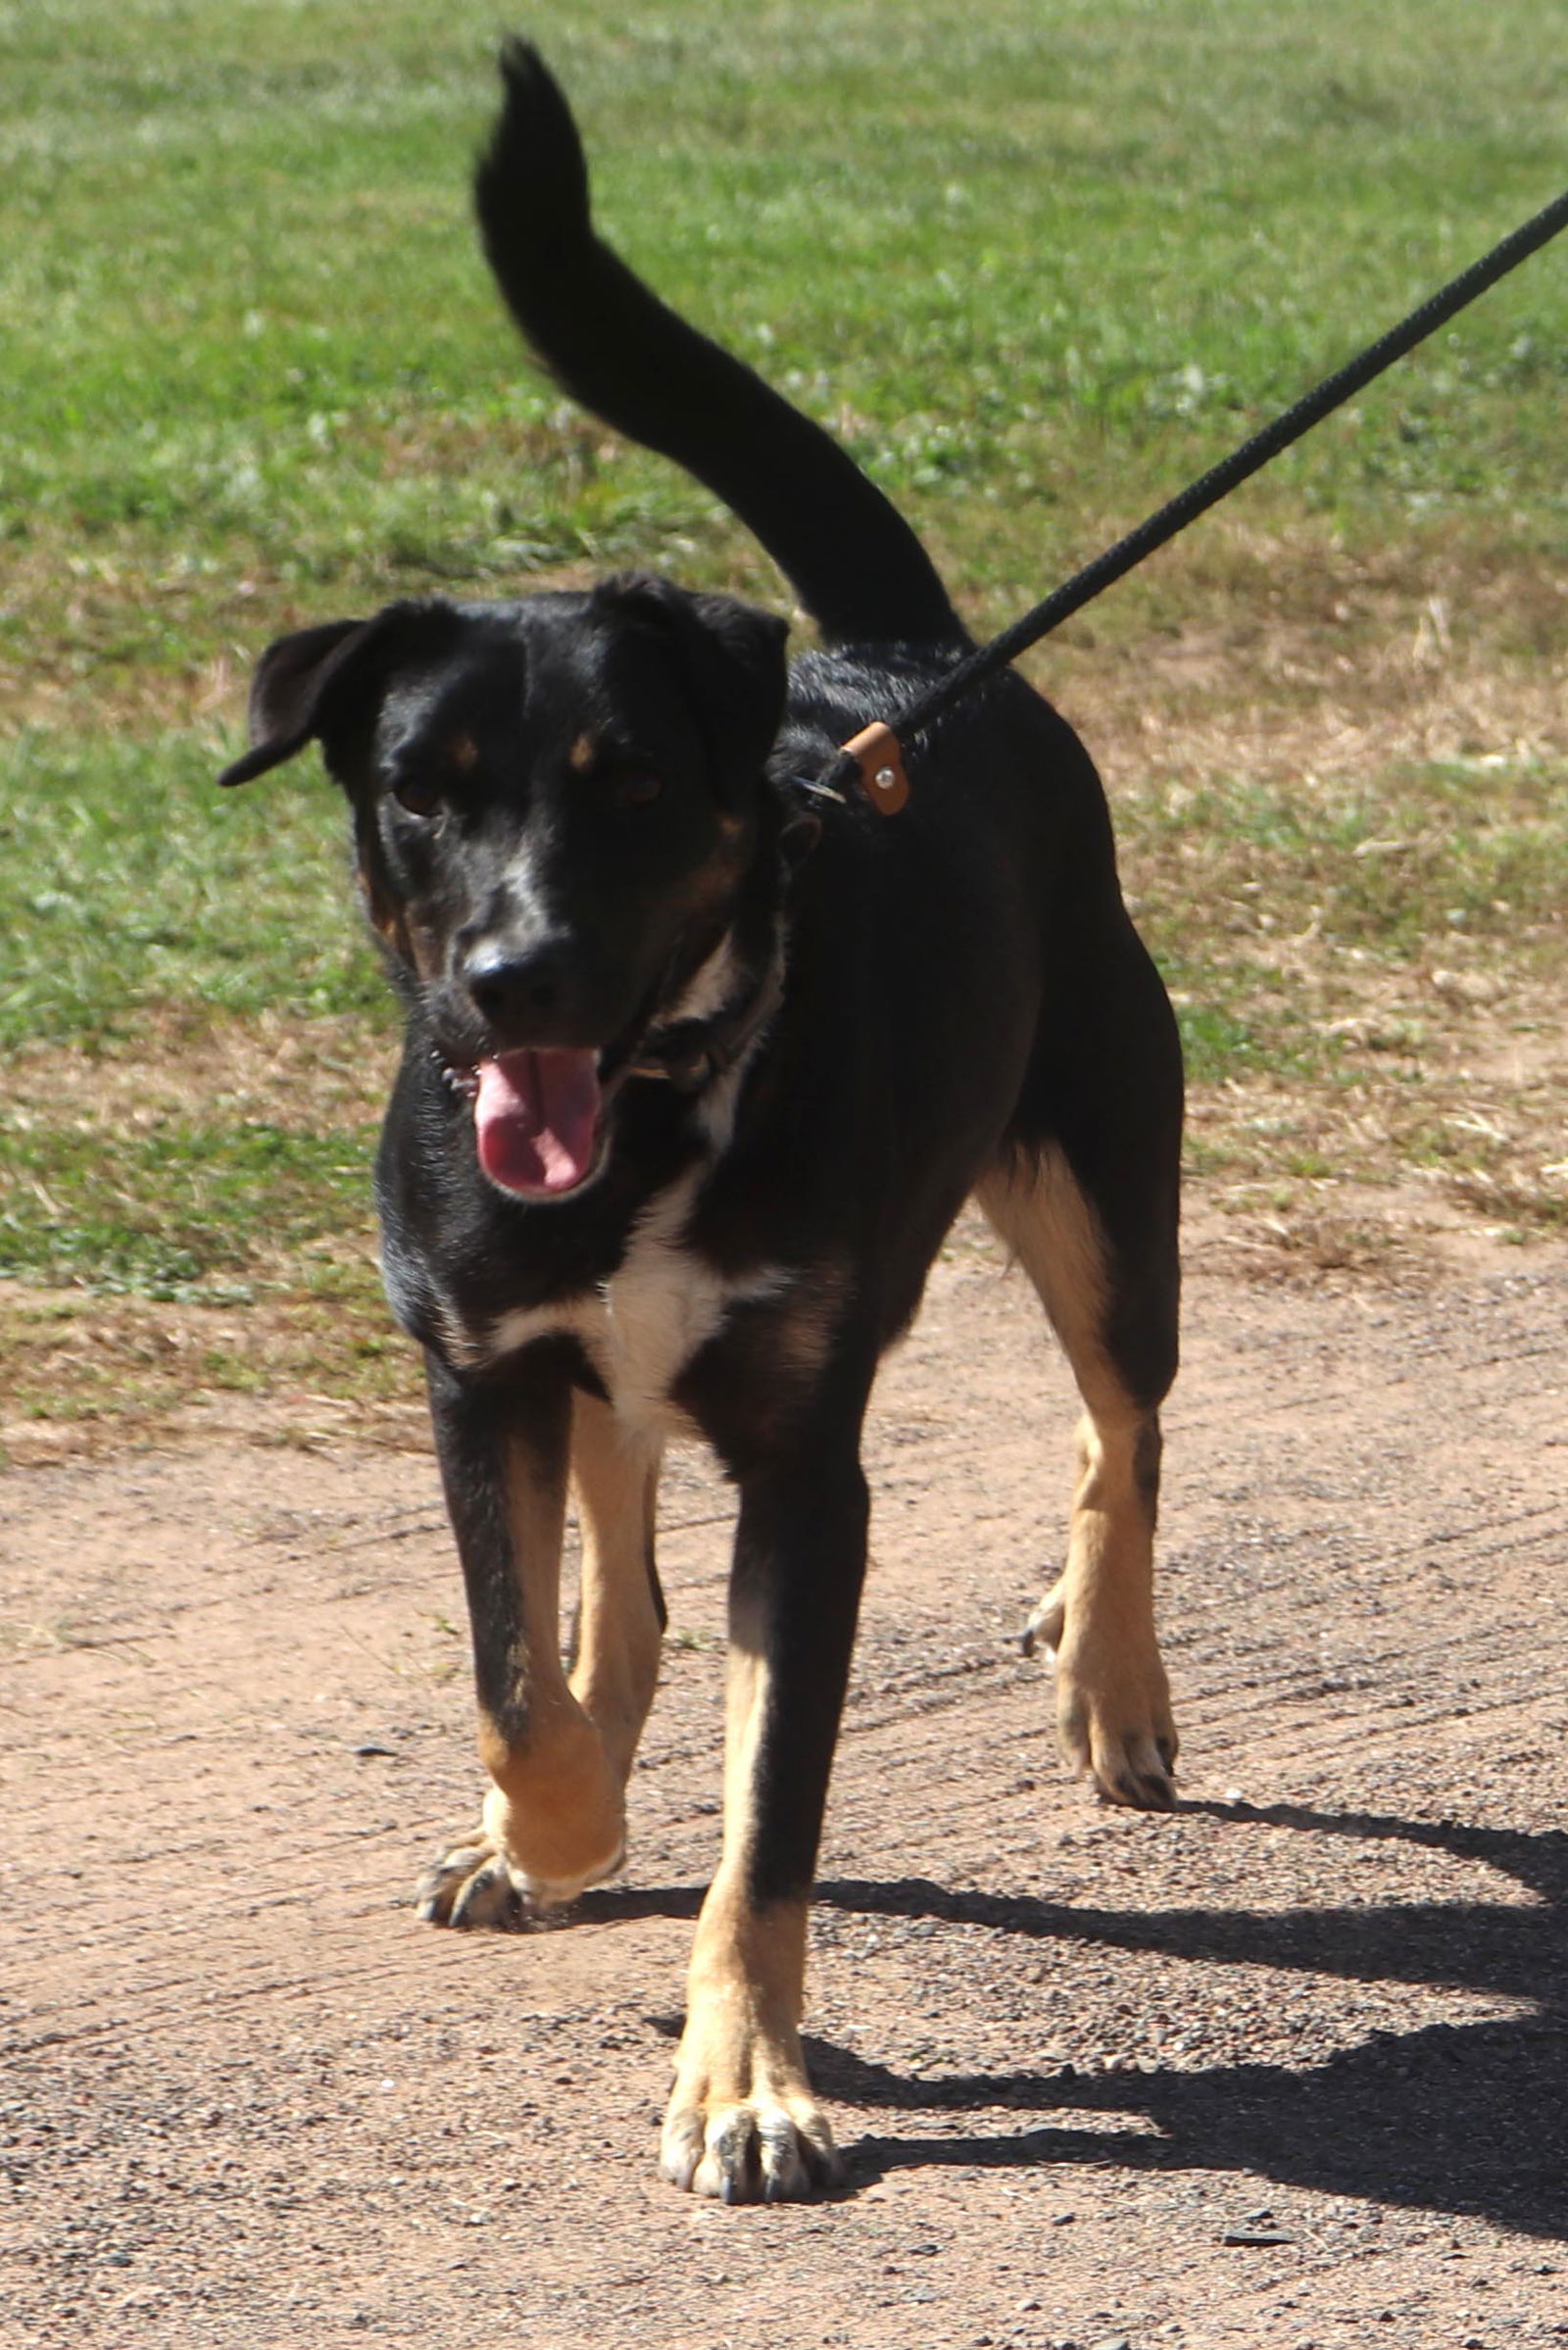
[[2, 1215, 1565, 2348]]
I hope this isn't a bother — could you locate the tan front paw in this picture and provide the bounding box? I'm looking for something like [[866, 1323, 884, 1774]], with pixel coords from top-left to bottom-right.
[[660, 2060, 841, 2203], [1028, 1584, 1177, 1810], [1058, 1633, 1177, 1810]]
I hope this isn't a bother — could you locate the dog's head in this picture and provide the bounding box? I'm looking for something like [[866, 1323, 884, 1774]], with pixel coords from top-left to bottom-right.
[[220, 572, 789, 1199]]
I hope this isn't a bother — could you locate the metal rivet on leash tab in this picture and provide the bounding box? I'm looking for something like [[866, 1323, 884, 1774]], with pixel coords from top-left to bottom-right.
[[839, 721, 909, 815]]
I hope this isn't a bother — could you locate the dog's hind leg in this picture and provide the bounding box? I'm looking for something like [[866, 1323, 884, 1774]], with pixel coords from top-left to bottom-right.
[[566, 1391, 665, 1787], [416, 1350, 630, 1927], [976, 945, 1182, 1809]]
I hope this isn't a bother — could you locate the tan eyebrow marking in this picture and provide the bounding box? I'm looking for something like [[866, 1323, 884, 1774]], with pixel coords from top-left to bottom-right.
[[445, 732, 480, 772], [568, 732, 597, 774]]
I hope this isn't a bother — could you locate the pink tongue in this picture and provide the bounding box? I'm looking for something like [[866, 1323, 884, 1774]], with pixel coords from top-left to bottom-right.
[[473, 1049, 602, 1198]]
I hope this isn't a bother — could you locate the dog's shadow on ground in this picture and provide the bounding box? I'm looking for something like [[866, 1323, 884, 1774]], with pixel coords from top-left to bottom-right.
[[817, 1803, 1568, 2236], [587, 1803, 1568, 2235]]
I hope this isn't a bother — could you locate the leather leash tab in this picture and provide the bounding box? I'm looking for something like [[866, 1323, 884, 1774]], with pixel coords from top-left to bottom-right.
[[840, 721, 910, 815]]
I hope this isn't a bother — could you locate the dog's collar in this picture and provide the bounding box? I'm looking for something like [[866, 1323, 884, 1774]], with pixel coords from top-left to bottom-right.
[[628, 930, 784, 1097]]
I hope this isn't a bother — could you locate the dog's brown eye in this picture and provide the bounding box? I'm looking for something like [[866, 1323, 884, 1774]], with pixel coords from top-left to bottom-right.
[[391, 777, 443, 820], [617, 773, 662, 808]]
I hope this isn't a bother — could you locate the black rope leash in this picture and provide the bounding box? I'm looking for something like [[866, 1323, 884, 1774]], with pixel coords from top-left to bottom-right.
[[823, 182, 1568, 815]]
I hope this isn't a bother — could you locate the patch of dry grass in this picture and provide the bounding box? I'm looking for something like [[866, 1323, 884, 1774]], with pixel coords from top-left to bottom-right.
[[0, 1265, 424, 1463], [5, 1010, 394, 1133]]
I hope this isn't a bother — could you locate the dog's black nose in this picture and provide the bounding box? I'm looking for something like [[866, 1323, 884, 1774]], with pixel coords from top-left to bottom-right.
[[462, 941, 572, 1033]]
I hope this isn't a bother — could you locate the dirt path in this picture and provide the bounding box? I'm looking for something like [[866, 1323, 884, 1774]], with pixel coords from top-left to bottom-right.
[[3, 1216, 1566, 2349]]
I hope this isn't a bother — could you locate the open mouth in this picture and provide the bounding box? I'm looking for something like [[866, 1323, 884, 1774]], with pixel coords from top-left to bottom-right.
[[472, 1047, 604, 1199]]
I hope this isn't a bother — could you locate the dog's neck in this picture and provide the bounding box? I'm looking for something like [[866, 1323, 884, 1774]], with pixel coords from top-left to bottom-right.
[[627, 796, 801, 1098], [630, 918, 785, 1097]]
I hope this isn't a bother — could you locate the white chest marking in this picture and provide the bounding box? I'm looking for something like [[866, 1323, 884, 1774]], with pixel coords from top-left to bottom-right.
[[477, 1168, 788, 1432]]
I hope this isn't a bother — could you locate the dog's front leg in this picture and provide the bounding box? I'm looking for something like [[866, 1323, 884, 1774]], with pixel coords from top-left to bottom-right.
[[661, 1438, 868, 2202], [566, 1390, 665, 1786], [417, 1350, 629, 1926]]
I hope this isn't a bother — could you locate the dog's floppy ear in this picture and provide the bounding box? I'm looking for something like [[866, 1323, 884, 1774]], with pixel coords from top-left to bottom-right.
[[218, 605, 428, 788], [597, 572, 789, 804]]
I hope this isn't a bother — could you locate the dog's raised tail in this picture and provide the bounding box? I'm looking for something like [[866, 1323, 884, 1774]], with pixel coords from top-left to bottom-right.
[[474, 41, 965, 650]]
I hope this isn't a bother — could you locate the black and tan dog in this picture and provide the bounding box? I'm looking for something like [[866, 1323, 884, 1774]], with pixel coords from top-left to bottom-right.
[[220, 43, 1183, 2202]]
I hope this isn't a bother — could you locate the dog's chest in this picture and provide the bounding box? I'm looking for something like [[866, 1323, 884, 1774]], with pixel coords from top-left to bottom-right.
[[469, 1172, 786, 1430]]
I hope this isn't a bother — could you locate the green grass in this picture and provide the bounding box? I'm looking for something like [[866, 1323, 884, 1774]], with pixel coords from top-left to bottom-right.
[[0, 1111, 376, 1298], [3, 0, 1564, 679], [1, 0, 1565, 1416], [0, 731, 386, 1046]]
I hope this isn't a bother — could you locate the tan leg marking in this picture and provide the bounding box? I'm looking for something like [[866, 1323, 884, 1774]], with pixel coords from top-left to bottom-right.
[[660, 1634, 840, 2202], [977, 1148, 1177, 1810], [567, 1391, 664, 1786], [767, 1274, 845, 1387], [418, 1426, 626, 1928]]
